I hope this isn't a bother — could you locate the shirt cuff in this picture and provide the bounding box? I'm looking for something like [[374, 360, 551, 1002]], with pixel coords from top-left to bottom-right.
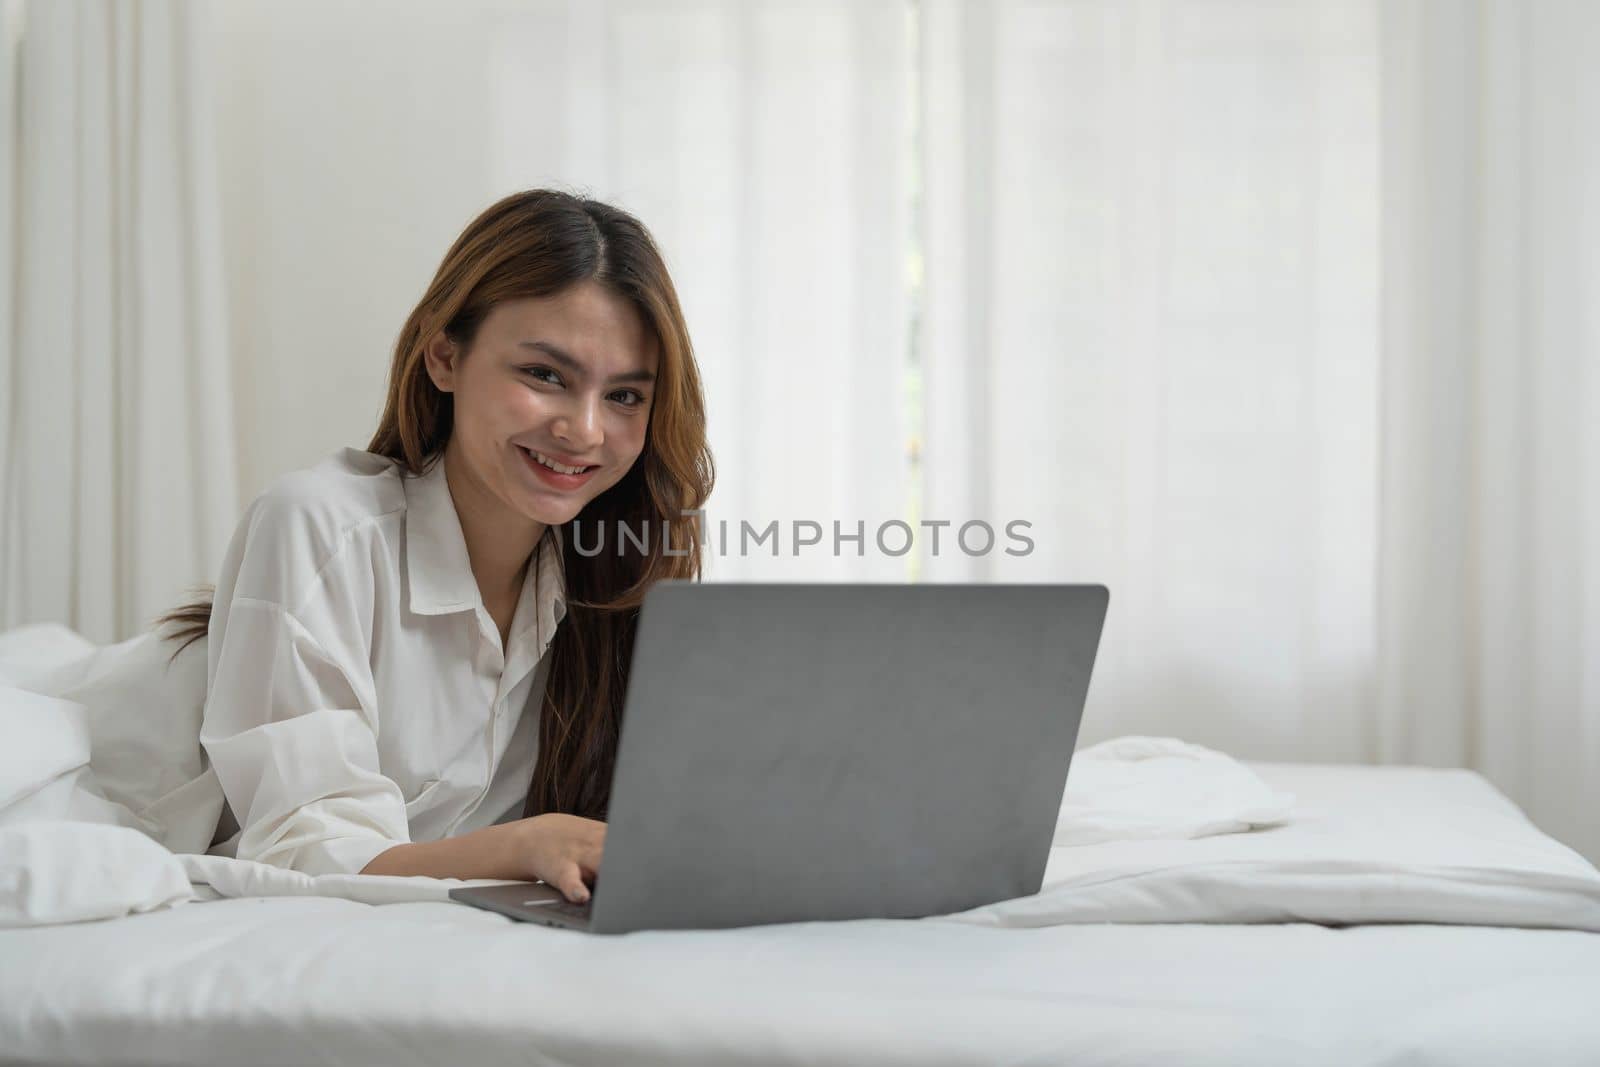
[[296, 834, 406, 877]]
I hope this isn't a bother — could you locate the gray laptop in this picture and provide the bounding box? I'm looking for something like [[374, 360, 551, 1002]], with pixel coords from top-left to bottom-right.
[[450, 582, 1108, 934]]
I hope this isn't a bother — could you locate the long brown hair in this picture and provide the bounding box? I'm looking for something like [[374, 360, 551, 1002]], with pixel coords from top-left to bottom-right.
[[157, 189, 714, 819]]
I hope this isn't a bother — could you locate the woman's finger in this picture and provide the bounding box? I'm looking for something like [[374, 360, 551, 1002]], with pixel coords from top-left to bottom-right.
[[557, 862, 591, 903]]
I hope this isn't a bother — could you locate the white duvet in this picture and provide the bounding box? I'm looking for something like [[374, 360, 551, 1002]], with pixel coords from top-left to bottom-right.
[[4, 650, 1600, 933], [6, 656, 1600, 1067], [4, 761, 1600, 1067]]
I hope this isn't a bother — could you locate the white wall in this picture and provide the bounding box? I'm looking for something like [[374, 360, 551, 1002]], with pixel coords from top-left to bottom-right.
[[213, 0, 512, 501]]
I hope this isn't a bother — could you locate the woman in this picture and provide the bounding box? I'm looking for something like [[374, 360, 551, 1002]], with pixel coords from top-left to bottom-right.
[[152, 189, 713, 902]]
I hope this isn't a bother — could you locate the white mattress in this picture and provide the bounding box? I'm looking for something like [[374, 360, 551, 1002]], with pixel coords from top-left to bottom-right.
[[3, 897, 1598, 1066], [3, 762, 1600, 1067]]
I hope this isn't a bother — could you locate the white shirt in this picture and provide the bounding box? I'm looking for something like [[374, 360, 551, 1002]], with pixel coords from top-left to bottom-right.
[[200, 446, 567, 876]]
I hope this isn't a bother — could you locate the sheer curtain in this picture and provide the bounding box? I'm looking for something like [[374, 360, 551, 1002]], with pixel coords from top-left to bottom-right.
[[922, 0, 1598, 861], [0, 0, 238, 644], [487, 0, 914, 581], [9, 0, 1590, 856], [921, 0, 1380, 763], [208, 0, 913, 583], [1378, 0, 1600, 863]]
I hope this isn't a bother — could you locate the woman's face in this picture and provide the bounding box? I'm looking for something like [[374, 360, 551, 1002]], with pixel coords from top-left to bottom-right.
[[427, 281, 658, 528]]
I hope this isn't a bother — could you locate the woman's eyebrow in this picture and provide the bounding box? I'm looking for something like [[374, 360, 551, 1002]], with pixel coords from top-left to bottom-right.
[[518, 340, 656, 384]]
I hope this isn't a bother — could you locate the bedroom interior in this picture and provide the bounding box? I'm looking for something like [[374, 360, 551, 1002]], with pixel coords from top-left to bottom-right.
[[1, 1, 1597, 1064]]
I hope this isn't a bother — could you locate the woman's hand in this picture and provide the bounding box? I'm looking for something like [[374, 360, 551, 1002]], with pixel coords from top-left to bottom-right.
[[502, 813, 606, 903], [361, 813, 606, 901]]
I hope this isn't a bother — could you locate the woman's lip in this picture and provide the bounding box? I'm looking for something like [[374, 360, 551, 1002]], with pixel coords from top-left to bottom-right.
[[521, 445, 593, 468], [518, 445, 598, 488]]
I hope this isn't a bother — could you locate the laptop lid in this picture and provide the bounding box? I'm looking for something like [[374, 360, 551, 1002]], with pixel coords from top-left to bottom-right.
[[586, 582, 1108, 934]]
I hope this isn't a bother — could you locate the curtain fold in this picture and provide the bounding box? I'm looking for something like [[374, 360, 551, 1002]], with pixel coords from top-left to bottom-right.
[[1378, 0, 1600, 862], [487, 0, 914, 581], [921, 0, 1382, 765], [4, 0, 1593, 860], [0, 0, 20, 614], [920, 0, 1597, 861], [0, 0, 237, 644]]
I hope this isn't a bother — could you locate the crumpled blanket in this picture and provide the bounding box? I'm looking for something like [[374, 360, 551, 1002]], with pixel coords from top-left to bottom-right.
[[1, 644, 1298, 925], [7, 626, 1600, 933], [1055, 735, 1295, 846]]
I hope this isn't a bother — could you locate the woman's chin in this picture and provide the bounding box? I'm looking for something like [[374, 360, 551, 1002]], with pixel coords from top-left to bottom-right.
[[524, 500, 583, 528]]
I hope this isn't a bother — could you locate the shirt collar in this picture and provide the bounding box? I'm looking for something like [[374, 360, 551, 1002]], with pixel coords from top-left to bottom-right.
[[517, 522, 568, 653], [402, 456, 568, 645]]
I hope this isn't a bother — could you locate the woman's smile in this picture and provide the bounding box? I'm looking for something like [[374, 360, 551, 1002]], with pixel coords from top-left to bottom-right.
[[517, 443, 600, 490]]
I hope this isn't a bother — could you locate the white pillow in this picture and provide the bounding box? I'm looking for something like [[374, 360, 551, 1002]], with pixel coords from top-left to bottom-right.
[[0, 821, 193, 927], [0, 681, 195, 927], [0, 684, 138, 829], [0, 622, 96, 687], [1057, 735, 1295, 845], [0, 624, 223, 854], [0, 685, 93, 812], [950, 760, 1600, 931]]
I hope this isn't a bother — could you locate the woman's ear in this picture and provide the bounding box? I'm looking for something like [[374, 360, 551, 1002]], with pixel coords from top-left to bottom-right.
[[423, 332, 459, 392]]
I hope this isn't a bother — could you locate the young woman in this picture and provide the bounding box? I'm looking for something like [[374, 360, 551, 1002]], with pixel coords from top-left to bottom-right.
[[154, 189, 714, 902]]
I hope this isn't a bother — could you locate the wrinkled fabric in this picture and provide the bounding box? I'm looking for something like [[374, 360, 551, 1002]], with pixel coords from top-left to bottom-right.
[[0, 822, 193, 928], [1055, 735, 1295, 846], [1, 448, 567, 879], [200, 448, 567, 876]]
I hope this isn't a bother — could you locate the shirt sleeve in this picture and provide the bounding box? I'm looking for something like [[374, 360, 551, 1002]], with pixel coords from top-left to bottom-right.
[[199, 492, 408, 877]]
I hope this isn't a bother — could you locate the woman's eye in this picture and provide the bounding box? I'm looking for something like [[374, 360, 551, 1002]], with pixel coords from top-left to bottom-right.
[[522, 366, 642, 407]]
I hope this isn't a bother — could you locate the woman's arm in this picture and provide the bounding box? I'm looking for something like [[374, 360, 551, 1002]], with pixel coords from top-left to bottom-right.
[[361, 813, 605, 902], [202, 491, 416, 877], [201, 489, 601, 894]]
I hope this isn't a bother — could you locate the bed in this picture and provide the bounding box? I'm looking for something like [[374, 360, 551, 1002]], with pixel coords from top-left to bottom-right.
[[4, 759, 1599, 1067]]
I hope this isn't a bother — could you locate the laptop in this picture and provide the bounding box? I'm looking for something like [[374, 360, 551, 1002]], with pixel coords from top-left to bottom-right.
[[450, 582, 1109, 934]]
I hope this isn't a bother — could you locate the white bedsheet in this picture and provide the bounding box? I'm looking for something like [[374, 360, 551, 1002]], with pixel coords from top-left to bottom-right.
[[160, 760, 1600, 933], [9, 619, 1596, 935], [960, 761, 1600, 930], [6, 655, 1600, 1064], [5, 683, 1600, 933], [2, 762, 1599, 1066], [2, 892, 1598, 1066]]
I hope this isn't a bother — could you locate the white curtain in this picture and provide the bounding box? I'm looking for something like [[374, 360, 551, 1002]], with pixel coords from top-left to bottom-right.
[[922, 0, 1598, 862], [921, 0, 1381, 763], [0, 0, 237, 644], [1378, 0, 1600, 863], [16, 0, 1586, 857], [486, 0, 913, 582], [205, 0, 912, 583]]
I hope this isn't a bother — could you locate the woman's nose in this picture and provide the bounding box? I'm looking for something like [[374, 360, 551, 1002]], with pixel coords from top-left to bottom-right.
[[552, 395, 604, 450]]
